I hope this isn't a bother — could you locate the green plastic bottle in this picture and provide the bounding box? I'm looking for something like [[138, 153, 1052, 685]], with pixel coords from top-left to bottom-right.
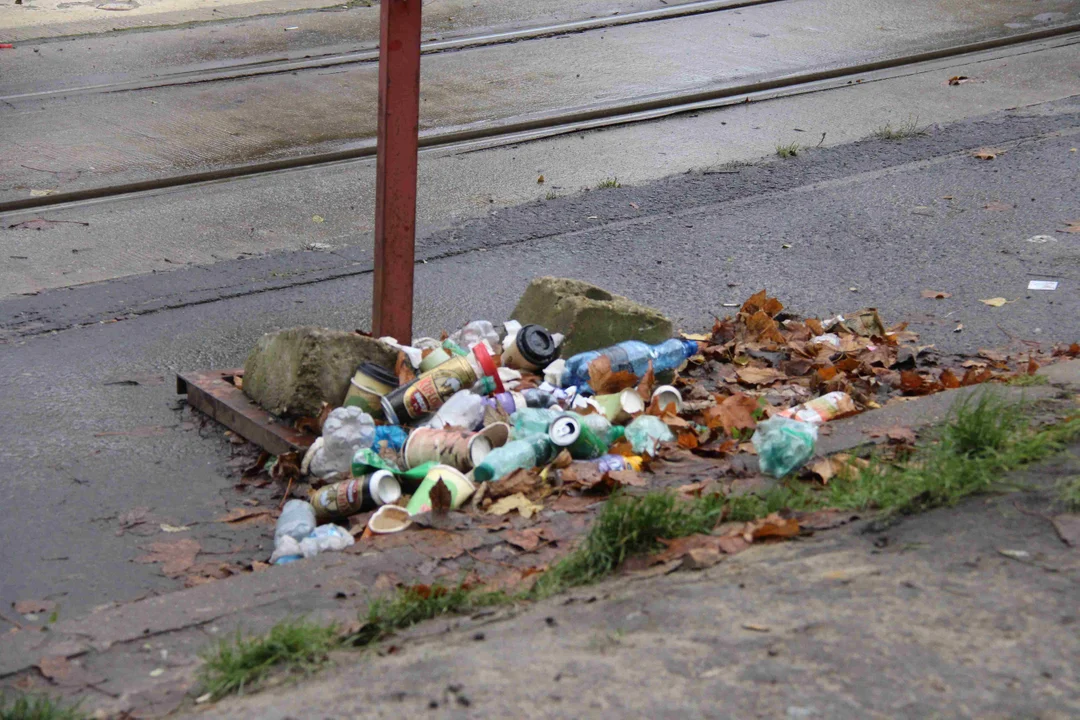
[[473, 434, 557, 482]]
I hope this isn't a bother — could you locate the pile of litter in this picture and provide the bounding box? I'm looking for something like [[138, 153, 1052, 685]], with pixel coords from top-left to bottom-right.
[[218, 286, 1074, 584]]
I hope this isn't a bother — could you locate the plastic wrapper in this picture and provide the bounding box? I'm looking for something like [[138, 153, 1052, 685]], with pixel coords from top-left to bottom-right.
[[752, 416, 818, 478]]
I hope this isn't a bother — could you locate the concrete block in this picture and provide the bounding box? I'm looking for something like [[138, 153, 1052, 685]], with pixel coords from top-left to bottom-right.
[[243, 327, 397, 417], [510, 277, 673, 357]]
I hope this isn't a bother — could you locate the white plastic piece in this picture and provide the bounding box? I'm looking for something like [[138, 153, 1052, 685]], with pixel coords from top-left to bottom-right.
[[810, 333, 842, 348], [450, 321, 501, 352], [300, 436, 323, 476], [269, 536, 302, 564], [299, 524, 355, 558], [1024, 235, 1058, 243], [502, 320, 522, 346], [378, 336, 423, 368], [498, 366, 522, 390], [544, 358, 567, 387], [310, 407, 375, 477], [424, 390, 486, 430], [1028, 280, 1058, 290]]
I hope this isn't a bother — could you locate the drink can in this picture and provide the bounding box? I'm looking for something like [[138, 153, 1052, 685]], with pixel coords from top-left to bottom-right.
[[381, 355, 478, 423], [310, 470, 400, 522], [548, 413, 608, 460]]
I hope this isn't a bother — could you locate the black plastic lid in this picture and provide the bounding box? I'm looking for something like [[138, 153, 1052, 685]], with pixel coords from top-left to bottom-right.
[[357, 362, 399, 388], [517, 324, 560, 366]]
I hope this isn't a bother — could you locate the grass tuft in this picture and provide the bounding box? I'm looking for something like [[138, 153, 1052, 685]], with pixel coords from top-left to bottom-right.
[[0, 694, 84, 720], [1058, 476, 1080, 510], [825, 392, 1080, 515], [545, 189, 559, 200], [533, 492, 725, 597], [775, 142, 800, 158], [595, 177, 621, 189], [1007, 374, 1048, 387], [872, 116, 925, 140], [198, 619, 340, 700], [353, 584, 509, 647]]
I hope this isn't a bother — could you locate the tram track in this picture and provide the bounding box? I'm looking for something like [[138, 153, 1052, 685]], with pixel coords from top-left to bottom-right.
[[3, 24, 1079, 217]]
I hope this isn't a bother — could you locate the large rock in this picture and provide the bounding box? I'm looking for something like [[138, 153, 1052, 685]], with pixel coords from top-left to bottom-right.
[[510, 277, 672, 357], [243, 327, 397, 417]]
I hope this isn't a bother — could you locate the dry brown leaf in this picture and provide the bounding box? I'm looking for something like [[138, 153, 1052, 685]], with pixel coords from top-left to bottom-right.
[[795, 509, 861, 531], [135, 538, 201, 578], [982, 202, 1012, 212], [972, 149, 998, 160], [920, 289, 951, 299], [743, 310, 786, 344], [606, 469, 648, 488], [1051, 514, 1080, 547], [488, 493, 544, 519], [735, 366, 787, 386], [430, 479, 452, 518], [1061, 221, 1080, 234], [885, 426, 917, 445], [947, 75, 974, 85], [980, 297, 1009, 307], [635, 361, 656, 401], [652, 533, 750, 565], [807, 454, 868, 483], [701, 394, 758, 434], [36, 655, 105, 687], [740, 290, 784, 318], [395, 351, 416, 385], [939, 368, 961, 389], [588, 354, 640, 395], [733, 513, 800, 541], [503, 528, 543, 552], [216, 507, 274, 524]]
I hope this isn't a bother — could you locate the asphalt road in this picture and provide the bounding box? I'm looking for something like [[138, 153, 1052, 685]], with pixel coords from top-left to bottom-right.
[[0, 97, 1077, 621]]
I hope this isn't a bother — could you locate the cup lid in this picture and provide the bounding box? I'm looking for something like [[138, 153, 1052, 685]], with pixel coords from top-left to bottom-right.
[[357, 362, 399, 388], [517, 325, 560, 366]]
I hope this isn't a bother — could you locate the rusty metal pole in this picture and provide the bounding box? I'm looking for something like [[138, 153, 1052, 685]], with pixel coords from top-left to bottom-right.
[[372, 0, 423, 341]]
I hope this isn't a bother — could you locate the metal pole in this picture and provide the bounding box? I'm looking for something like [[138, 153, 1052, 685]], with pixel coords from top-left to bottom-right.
[[372, 0, 422, 341]]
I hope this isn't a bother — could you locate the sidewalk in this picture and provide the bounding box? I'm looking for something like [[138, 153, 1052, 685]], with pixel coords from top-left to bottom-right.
[[196, 443, 1080, 719]]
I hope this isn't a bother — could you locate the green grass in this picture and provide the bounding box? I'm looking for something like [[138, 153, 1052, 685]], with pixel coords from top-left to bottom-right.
[[872, 116, 925, 140], [825, 392, 1080, 515], [545, 189, 559, 200], [0, 694, 84, 720], [596, 177, 621, 189], [1058, 476, 1080, 510], [198, 619, 340, 700], [532, 492, 725, 597], [350, 583, 510, 647], [775, 142, 800, 158], [1007, 373, 1048, 387]]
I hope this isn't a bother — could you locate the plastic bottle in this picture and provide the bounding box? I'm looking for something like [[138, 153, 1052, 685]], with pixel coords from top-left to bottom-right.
[[595, 454, 642, 473], [548, 414, 609, 460], [625, 415, 675, 455], [272, 500, 317, 564], [473, 434, 557, 482], [579, 413, 625, 446], [425, 390, 486, 430], [560, 339, 701, 391], [299, 524, 355, 558], [752, 416, 818, 477], [511, 407, 562, 438], [317, 407, 376, 474]]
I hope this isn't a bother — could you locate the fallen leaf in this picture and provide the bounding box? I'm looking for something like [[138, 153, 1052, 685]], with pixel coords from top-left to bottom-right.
[[588, 354, 639, 394], [701, 394, 758, 434], [216, 507, 274, 524], [488, 468, 547, 499], [395, 352, 416, 385], [1051, 514, 1080, 547], [741, 623, 771, 632], [982, 202, 1012, 212], [920, 290, 951, 299], [954, 323, 964, 333], [29, 189, 55, 197], [430, 478, 452, 518], [939, 368, 961, 389], [36, 655, 105, 687], [159, 524, 190, 533], [605, 468, 648, 488], [536, 174, 544, 184], [947, 75, 972, 85], [683, 547, 724, 569], [635, 362, 656, 401], [503, 528, 543, 552], [979, 297, 1009, 307], [794, 509, 860, 531], [312, 215, 325, 223], [652, 534, 749, 565], [733, 513, 800, 541], [807, 454, 867, 483], [135, 538, 201, 578], [972, 149, 997, 160], [1059, 221, 1080, 234], [488, 493, 544, 519], [14, 599, 56, 615], [735, 366, 787, 386], [885, 426, 917, 444]]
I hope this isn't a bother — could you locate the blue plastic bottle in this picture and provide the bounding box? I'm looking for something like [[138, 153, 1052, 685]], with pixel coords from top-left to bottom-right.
[[560, 339, 700, 392]]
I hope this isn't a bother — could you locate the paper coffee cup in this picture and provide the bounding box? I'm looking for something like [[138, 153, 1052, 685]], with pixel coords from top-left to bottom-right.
[[651, 385, 683, 413], [367, 504, 412, 534], [594, 389, 645, 424]]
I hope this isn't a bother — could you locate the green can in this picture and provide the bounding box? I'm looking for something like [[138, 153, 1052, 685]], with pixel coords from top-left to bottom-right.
[[548, 413, 609, 460]]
